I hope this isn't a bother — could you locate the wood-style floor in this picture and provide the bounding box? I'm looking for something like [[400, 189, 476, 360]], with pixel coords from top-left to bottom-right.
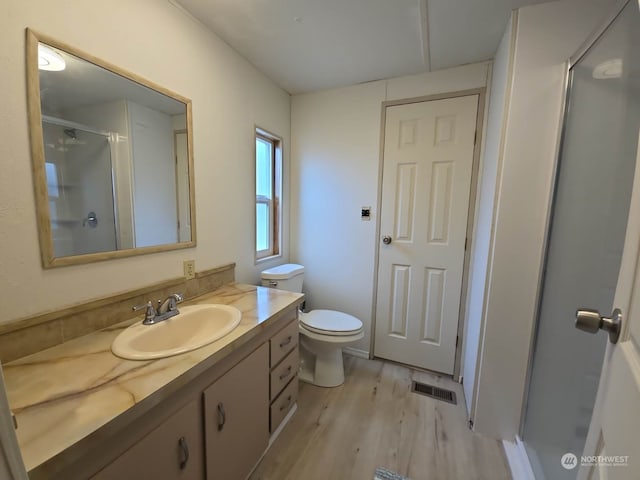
[[249, 356, 511, 480]]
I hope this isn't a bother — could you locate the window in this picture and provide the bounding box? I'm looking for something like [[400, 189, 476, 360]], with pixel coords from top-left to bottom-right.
[[255, 128, 282, 260]]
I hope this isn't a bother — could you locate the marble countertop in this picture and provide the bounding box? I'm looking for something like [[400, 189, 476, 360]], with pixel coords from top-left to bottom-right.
[[3, 283, 303, 472]]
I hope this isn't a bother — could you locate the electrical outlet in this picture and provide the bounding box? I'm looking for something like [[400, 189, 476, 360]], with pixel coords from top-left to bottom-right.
[[183, 260, 195, 280]]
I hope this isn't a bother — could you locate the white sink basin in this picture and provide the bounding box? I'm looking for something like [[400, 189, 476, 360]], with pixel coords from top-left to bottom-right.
[[112, 304, 242, 360]]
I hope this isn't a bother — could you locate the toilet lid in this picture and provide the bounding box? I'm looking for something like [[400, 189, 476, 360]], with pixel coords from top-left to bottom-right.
[[300, 310, 363, 336]]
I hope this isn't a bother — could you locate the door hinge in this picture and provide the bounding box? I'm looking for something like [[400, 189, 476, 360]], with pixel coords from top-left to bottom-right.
[[464, 237, 468, 251], [456, 335, 459, 348], [474, 131, 477, 145]]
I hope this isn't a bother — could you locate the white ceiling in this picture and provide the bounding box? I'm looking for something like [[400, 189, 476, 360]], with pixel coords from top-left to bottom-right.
[[176, 0, 552, 94], [40, 46, 185, 117]]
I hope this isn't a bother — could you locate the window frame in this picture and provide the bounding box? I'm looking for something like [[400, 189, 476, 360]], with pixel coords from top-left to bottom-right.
[[254, 127, 282, 262]]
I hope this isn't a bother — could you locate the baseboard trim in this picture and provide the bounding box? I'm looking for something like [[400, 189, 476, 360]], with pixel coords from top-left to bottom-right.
[[503, 436, 535, 480], [343, 347, 369, 359]]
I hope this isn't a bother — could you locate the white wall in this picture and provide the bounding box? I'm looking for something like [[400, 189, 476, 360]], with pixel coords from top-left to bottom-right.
[[128, 101, 177, 247], [291, 63, 490, 354], [471, 0, 613, 440], [462, 12, 516, 418], [0, 0, 290, 323]]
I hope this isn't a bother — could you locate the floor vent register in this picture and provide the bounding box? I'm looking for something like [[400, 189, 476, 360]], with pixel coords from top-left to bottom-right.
[[410, 381, 457, 405]]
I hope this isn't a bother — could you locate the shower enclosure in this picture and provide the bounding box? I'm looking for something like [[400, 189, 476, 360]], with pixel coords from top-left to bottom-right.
[[521, 1, 640, 479], [42, 118, 118, 257]]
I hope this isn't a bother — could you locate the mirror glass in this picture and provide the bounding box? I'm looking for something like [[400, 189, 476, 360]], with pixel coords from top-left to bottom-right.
[[27, 30, 196, 267]]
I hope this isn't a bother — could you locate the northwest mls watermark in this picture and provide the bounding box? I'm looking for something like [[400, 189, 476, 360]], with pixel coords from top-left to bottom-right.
[[561, 453, 629, 470]]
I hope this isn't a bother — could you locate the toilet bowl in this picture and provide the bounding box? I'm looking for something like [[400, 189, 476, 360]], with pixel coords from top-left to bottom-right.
[[298, 310, 364, 387], [261, 264, 364, 387]]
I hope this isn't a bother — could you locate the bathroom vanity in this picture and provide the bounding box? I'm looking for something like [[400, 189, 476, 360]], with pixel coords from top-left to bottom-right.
[[3, 283, 303, 479]]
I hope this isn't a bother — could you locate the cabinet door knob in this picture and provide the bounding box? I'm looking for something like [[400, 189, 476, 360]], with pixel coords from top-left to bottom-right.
[[279, 395, 293, 412], [279, 365, 292, 380], [178, 436, 189, 470], [217, 402, 226, 431]]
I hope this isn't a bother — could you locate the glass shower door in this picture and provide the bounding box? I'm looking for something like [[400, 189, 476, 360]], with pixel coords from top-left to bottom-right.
[[521, 2, 640, 479], [43, 121, 117, 257]]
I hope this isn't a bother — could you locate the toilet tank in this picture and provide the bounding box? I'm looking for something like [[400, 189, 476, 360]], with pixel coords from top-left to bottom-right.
[[261, 264, 304, 292]]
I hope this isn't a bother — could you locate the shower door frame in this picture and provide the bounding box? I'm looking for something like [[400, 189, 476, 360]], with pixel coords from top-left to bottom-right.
[[517, 0, 635, 444]]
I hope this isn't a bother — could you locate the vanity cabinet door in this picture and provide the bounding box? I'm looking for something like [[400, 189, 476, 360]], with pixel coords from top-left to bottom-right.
[[91, 399, 204, 480], [203, 343, 269, 480]]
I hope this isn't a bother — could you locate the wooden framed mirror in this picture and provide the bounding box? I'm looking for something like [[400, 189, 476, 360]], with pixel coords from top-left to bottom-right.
[[26, 29, 196, 268]]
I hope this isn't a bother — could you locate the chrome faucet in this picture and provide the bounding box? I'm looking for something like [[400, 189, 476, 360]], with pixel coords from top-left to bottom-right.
[[133, 293, 184, 325], [158, 293, 184, 315]]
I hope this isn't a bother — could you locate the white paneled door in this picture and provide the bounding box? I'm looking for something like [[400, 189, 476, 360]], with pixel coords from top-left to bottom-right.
[[374, 95, 479, 374], [577, 131, 640, 480]]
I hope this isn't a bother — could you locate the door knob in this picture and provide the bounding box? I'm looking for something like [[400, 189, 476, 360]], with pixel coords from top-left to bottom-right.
[[575, 308, 622, 344], [82, 211, 98, 228], [382, 235, 392, 245]]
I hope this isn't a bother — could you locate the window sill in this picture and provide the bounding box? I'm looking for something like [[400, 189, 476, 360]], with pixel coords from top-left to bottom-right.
[[255, 253, 282, 265]]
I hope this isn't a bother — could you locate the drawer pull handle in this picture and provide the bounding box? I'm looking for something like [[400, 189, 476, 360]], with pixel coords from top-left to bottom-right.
[[178, 436, 189, 470], [279, 365, 293, 380], [279, 395, 293, 412], [279, 336, 293, 348], [217, 402, 226, 431]]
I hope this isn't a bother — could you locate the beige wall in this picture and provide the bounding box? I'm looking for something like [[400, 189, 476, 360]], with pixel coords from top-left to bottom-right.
[[0, 0, 291, 323], [290, 62, 490, 354]]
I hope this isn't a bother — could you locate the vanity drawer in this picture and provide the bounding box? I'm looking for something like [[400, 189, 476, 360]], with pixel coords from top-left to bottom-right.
[[270, 376, 298, 433], [270, 319, 298, 367], [270, 348, 298, 401]]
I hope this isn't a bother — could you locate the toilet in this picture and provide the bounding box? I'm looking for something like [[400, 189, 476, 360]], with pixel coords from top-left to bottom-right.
[[261, 264, 364, 387]]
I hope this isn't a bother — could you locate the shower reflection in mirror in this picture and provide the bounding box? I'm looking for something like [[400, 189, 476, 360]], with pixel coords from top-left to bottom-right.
[[43, 118, 117, 256], [41, 107, 190, 258], [29, 30, 195, 265]]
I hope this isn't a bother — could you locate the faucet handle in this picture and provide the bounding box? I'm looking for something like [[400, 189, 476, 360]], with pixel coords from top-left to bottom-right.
[[133, 301, 153, 312], [133, 301, 157, 320]]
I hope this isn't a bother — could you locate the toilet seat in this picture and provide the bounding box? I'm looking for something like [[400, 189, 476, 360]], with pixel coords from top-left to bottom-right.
[[300, 310, 363, 336]]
